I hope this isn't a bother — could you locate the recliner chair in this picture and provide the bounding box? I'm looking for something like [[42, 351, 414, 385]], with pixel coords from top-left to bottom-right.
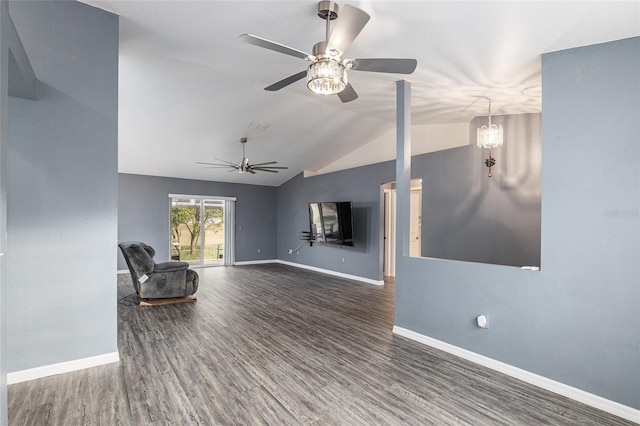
[[118, 241, 199, 300]]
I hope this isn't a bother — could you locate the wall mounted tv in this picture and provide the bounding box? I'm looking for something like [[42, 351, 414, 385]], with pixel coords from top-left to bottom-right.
[[308, 202, 354, 247]]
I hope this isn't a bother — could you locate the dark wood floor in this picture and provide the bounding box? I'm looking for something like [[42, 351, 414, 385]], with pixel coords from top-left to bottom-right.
[[8, 264, 635, 425]]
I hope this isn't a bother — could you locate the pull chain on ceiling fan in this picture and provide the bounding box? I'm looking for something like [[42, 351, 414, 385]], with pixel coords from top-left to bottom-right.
[[197, 138, 288, 174], [240, 1, 417, 103]]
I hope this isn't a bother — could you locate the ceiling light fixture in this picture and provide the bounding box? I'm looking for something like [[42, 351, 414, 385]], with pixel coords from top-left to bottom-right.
[[306, 3, 347, 96], [307, 58, 347, 95], [241, 1, 417, 103], [307, 35, 348, 95], [476, 98, 503, 177], [196, 137, 288, 175]]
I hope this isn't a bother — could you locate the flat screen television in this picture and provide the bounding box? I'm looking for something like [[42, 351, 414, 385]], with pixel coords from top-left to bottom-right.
[[308, 202, 354, 246]]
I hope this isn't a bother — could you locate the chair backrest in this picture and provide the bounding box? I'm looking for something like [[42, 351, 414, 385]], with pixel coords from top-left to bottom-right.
[[118, 242, 156, 291], [141, 243, 155, 258]]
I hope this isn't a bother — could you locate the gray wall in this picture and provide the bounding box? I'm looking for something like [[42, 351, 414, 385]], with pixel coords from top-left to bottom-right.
[[415, 113, 541, 267], [276, 113, 542, 280], [0, 2, 8, 422], [118, 173, 278, 269], [6, 1, 118, 371], [277, 165, 395, 281], [395, 37, 640, 409]]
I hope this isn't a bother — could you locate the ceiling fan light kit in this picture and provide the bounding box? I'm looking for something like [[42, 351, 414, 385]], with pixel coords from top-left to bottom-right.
[[308, 2, 347, 95], [307, 59, 347, 95], [240, 1, 417, 103]]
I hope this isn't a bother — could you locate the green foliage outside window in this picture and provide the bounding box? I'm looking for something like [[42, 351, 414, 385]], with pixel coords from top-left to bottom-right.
[[171, 207, 223, 257]]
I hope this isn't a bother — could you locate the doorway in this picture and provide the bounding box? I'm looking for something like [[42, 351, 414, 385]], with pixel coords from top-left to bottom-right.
[[383, 187, 397, 277], [409, 187, 422, 257], [169, 195, 236, 267], [381, 180, 422, 277]]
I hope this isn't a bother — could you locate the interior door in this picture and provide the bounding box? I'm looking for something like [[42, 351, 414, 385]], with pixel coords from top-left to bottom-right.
[[410, 189, 422, 257], [381, 180, 421, 278], [383, 189, 396, 277]]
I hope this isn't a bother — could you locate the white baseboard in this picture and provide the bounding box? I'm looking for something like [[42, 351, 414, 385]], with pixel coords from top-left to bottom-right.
[[122, 261, 384, 286], [233, 259, 383, 285], [392, 326, 640, 423], [276, 260, 384, 286], [7, 352, 120, 385], [234, 259, 278, 266]]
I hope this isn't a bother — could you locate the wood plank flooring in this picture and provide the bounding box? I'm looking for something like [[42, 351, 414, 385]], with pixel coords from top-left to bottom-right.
[[8, 263, 636, 425]]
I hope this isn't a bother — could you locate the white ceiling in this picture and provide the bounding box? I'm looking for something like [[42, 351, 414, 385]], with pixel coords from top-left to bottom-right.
[[80, 1, 639, 186]]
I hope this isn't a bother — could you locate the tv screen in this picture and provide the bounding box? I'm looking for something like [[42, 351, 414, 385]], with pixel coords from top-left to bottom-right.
[[308, 202, 354, 246]]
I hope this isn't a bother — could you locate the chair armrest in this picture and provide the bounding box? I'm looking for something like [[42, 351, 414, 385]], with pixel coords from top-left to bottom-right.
[[153, 261, 190, 273]]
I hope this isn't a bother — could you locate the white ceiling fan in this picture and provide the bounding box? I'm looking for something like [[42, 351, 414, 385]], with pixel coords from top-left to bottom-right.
[[240, 1, 417, 103], [197, 138, 288, 174]]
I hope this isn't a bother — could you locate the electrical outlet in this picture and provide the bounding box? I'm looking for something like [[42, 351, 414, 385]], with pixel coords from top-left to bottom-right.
[[342, 257, 346, 263], [477, 315, 488, 329], [257, 248, 261, 253]]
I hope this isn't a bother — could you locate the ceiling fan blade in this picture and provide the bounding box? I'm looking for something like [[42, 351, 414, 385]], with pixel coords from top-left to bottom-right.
[[327, 5, 370, 54], [251, 161, 278, 166], [338, 82, 358, 103], [265, 71, 307, 91], [350, 58, 417, 74], [203, 166, 235, 169], [197, 160, 237, 167], [240, 34, 312, 60], [253, 166, 288, 170], [197, 157, 238, 166], [248, 169, 257, 174], [252, 168, 278, 173]]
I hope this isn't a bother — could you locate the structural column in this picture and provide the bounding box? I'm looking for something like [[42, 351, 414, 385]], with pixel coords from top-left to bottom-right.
[[395, 80, 411, 258]]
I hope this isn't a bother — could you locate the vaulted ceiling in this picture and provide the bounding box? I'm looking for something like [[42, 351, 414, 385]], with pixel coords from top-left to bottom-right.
[[80, 1, 639, 186]]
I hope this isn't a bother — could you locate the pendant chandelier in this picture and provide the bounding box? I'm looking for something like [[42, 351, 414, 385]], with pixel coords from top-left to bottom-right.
[[476, 98, 503, 177]]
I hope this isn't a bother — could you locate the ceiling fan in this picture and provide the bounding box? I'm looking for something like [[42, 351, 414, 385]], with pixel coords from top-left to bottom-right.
[[240, 1, 417, 103], [197, 138, 288, 174]]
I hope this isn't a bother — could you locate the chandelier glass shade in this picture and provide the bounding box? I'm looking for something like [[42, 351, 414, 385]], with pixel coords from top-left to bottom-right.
[[307, 58, 347, 95], [476, 123, 503, 149], [476, 99, 503, 149]]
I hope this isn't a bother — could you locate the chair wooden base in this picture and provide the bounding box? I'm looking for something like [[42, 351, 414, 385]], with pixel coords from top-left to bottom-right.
[[139, 296, 197, 306]]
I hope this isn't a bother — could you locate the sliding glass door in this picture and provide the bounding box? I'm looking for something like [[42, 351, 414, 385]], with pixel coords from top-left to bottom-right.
[[170, 198, 201, 264], [203, 199, 224, 265], [170, 195, 235, 266]]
